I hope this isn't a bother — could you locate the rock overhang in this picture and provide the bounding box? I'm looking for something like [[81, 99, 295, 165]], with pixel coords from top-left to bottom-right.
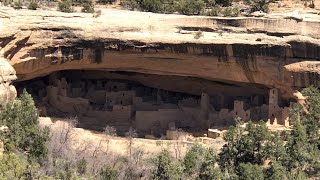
[[0, 8, 320, 99]]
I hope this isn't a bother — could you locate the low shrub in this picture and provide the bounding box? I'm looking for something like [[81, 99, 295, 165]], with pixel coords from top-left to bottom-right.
[[194, 31, 203, 39], [97, 0, 116, 4], [59, 0, 73, 13], [215, 0, 233, 7], [121, 0, 140, 11], [81, 0, 94, 13], [245, 0, 271, 13], [161, 0, 177, 14], [177, 0, 205, 15], [100, 166, 118, 180], [201, 5, 221, 16], [222, 7, 239, 17], [140, 0, 162, 13], [13, 0, 22, 9], [28, 0, 38, 10], [309, 0, 315, 8]]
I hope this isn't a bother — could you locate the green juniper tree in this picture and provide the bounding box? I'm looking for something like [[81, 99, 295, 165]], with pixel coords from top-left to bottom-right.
[[58, 0, 73, 13], [183, 143, 205, 175], [0, 90, 50, 179], [198, 148, 223, 180], [152, 149, 183, 180], [237, 163, 264, 180], [265, 161, 287, 180], [177, 0, 205, 15], [81, 0, 94, 13], [286, 86, 320, 176], [0, 89, 50, 159]]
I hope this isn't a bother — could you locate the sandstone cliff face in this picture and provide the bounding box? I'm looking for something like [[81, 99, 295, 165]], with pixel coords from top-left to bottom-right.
[[1, 8, 320, 99], [0, 58, 17, 106]]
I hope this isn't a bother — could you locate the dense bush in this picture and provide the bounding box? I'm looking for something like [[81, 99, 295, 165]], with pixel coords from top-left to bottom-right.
[[152, 149, 183, 179], [81, 0, 94, 13], [245, 0, 272, 12], [0, 90, 51, 179], [309, 0, 315, 8], [0, 90, 50, 159], [0, 153, 27, 179], [238, 163, 264, 180], [183, 143, 205, 174], [204, 0, 216, 7], [161, 0, 177, 13], [215, 0, 233, 7], [202, 5, 221, 16], [177, 0, 205, 15], [121, 0, 140, 10], [58, 0, 73, 13], [121, 0, 240, 16], [219, 121, 270, 172], [13, 0, 22, 9], [28, 0, 38, 10], [123, 0, 177, 13], [140, 0, 162, 12], [97, 0, 116, 4], [198, 149, 222, 179], [222, 7, 239, 17], [100, 166, 118, 180], [0, 153, 50, 179]]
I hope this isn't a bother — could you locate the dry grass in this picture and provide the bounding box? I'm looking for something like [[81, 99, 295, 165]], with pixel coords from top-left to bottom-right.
[[39, 117, 225, 159]]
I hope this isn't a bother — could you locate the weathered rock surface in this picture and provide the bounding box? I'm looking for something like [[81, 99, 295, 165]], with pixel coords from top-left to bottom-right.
[[1, 7, 320, 99], [0, 57, 17, 106]]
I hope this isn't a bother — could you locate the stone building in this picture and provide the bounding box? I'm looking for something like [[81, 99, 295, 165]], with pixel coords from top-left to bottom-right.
[[28, 72, 292, 136]]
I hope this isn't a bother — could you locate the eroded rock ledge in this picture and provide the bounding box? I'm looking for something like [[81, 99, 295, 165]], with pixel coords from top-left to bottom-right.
[[1, 8, 320, 97]]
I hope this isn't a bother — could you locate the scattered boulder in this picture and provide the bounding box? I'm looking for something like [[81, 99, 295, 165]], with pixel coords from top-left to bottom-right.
[[166, 130, 190, 141], [250, 11, 267, 17], [284, 13, 304, 22], [208, 129, 225, 139], [293, 90, 309, 114]]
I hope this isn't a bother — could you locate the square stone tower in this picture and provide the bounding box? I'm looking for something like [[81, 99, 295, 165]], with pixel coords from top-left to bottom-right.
[[233, 100, 250, 122], [199, 93, 210, 128], [268, 88, 280, 121]]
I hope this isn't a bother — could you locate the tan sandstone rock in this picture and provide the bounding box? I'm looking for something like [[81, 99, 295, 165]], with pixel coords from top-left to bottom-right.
[[0, 58, 17, 106], [0, 7, 320, 100]]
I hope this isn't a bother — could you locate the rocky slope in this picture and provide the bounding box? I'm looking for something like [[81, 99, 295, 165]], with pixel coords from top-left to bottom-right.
[[1, 7, 320, 99]]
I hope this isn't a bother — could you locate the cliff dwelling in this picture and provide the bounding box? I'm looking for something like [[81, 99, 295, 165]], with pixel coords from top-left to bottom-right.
[[2, 7, 319, 139], [15, 70, 292, 137]]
